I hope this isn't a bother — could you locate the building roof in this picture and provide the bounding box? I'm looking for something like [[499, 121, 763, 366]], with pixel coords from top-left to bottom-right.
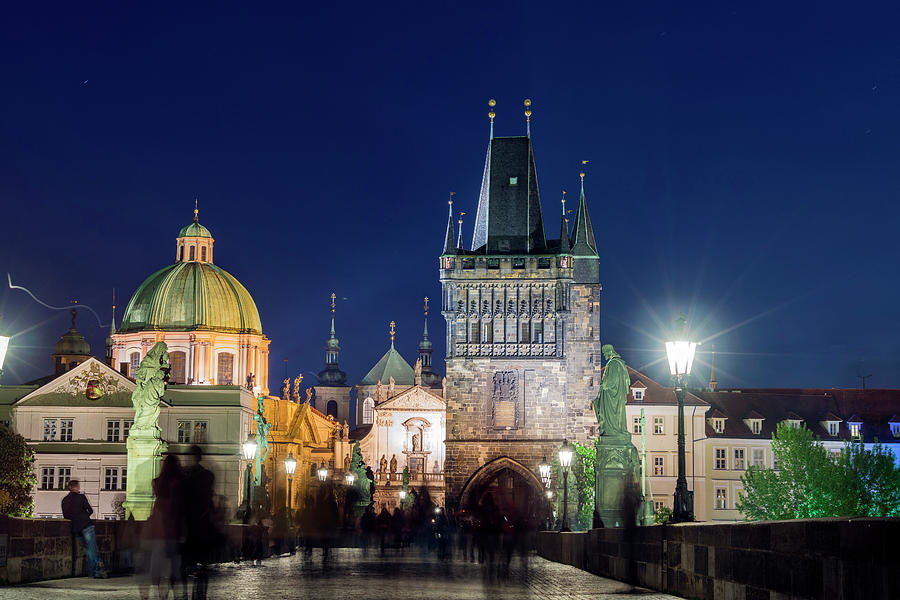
[[119, 261, 262, 335], [570, 179, 597, 258], [359, 343, 415, 386], [52, 310, 91, 357], [697, 389, 900, 442], [622, 366, 708, 406], [178, 221, 213, 238], [470, 136, 546, 254]]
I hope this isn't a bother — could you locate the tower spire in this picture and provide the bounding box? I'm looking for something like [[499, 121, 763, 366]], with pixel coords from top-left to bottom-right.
[[317, 292, 347, 386], [330, 292, 336, 338], [418, 296, 440, 387], [488, 99, 496, 140], [709, 345, 718, 391], [456, 211, 466, 250], [106, 288, 117, 367], [571, 161, 599, 282], [389, 321, 396, 347], [559, 190, 570, 253], [524, 98, 532, 138], [443, 193, 456, 255], [193, 197, 199, 223]]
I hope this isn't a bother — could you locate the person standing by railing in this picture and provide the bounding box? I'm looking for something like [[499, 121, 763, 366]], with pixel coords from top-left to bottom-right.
[[61, 479, 104, 578]]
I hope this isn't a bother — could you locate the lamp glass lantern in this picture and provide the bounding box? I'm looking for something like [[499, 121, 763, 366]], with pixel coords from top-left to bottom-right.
[[398, 490, 407, 500], [0, 334, 10, 372], [558, 440, 574, 469], [665, 317, 697, 377], [242, 433, 258, 460], [284, 452, 297, 476], [317, 462, 328, 482], [538, 455, 551, 485], [345, 472, 356, 486]]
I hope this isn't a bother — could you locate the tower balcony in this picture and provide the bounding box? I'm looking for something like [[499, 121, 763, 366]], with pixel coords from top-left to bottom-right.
[[452, 342, 559, 358]]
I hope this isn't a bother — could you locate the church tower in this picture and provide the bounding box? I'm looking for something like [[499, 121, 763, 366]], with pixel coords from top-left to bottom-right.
[[418, 297, 442, 388], [314, 293, 351, 424], [439, 100, 602, 511]]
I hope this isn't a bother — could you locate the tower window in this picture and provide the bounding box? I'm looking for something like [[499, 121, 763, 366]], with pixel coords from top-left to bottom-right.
[[217, 352, 234, 385], [189, 246, 196, 261], [129, 352, 141, 377], [201, 246, 207, 261], [179, 245, 184, 261], [532, 322, 543, 343], [481, 324, 492, 343], [588, 327, 594, 338], [326, 401, 338, 418], [520, 322, 530, 342], [363, 398, 374, 424], [471, 322, 481, 343]]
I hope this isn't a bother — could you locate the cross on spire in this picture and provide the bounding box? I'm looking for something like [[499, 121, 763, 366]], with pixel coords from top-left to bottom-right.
[[193, 197, 199, 223], [330, 292, 336, 314], [389, 321, 396, 344], [424, 296, 429, 317]]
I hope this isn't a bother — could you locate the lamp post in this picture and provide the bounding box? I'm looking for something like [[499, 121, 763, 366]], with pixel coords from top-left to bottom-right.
[[538, 455, 551, 487], [239, 433, 257, 517], [317, 461, 328, 482], [558, 440, 574, 532], [0, 316, 10, 380], [345, 472, 356, 486], [665, 315, 697, 523], [284, 451, 297, 527]]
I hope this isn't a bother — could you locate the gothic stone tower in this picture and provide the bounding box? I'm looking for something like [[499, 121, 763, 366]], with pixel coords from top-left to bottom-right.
[[440, 131, 601, 513]]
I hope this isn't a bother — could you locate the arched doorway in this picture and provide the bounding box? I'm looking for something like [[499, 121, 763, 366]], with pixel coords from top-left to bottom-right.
[[459, 457, 545, 529]]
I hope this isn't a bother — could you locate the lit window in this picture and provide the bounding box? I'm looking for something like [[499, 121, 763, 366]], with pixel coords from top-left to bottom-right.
[[363, 398, 374, 424], [891, 423, 900, 438], [829, 449, 841, 462], [733, 448, 745, 470], [850, 423, 861, 438], [653, 456, 665, 476], [43, 419, 58, 441], [751, 447, 764, 467], [654, 416, 664, 435], [177, 420, 208, 443], [714, 448, 727, 470], [715, 487, 728, 510], [509, 176, 518, 185], [129, 352, 141, 377], [532, 322, 543, 343], [632, 416, 642, 434], [588, 327, 594, 338]]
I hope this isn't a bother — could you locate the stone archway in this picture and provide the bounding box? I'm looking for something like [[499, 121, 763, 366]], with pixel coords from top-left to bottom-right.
[[458, 457, 546, 528]]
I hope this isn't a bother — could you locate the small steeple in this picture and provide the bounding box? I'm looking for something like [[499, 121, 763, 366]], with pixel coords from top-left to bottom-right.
[[317, 292, 347, 386], [443, 193, 456, 255], [559, 190, 570, 253], [456, 211, 466, 250], [524, 98, 532, 138], [193, 197, 199, 223], [106, 289, 117, 367], [571, 163, 599, 283], [709, 345, 718, 391], [488, 99, 496, 140], [418, 297, 441, 388], [389, 320, 396, 347]]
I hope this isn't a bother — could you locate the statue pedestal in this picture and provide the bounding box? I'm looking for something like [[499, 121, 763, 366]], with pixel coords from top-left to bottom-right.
[[123, 431, 167, 520], [594, 434, 641, 528]]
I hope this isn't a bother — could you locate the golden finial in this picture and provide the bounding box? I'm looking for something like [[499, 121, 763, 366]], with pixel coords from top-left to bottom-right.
[[580, 160, 589, 181], [193, 197, 199, 223], [424, 296, 429, 317], [449, 191, 455, 207], [524, 98, 532, 137], [330, 292, 336, 314], [389, 321, 396, 343], [561, 190, 567, 215], [488, 99, 496, 140]]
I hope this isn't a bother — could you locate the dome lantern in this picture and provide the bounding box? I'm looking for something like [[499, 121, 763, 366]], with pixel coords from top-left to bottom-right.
[[176, 200, 214, 264]]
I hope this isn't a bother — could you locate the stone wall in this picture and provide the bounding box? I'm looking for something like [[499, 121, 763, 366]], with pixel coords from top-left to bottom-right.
[[536, 518, 900, 600], [0, 516, 266, 585]]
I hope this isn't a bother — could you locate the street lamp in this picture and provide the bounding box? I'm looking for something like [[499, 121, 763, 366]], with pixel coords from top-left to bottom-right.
[[239, 433, 257, 518], [665, 315, 697, 523], [558, 439, 574, 532], [317, 461, 328, 482], [345, 472, 356, 486], [284, 452, 297, 527], [0, 316, 10, 379], [539, 455, 551, 488], [398, 489, 407, 502]]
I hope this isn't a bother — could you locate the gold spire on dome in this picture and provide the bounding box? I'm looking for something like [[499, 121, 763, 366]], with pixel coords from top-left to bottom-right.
[[331, 292, 336, 314], [561, 190, 567, 215], [193, 198, 199, 223], [389, 321, 396, 344], [424, 296, 429, 317], [524, 98, 532, 137], [488, 99, 496, 139]]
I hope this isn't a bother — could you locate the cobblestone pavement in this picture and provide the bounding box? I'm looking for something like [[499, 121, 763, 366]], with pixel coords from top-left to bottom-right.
[[2, 549, 679, 600]]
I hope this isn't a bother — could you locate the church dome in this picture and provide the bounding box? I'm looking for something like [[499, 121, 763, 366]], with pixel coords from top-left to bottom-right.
[[178, 221, 212, 238], [53, 310, 91, 356], [118, 261, 262, 335]]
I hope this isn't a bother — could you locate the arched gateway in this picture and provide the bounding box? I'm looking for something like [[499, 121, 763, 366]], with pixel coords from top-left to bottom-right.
[[458, 457, 546, 526]]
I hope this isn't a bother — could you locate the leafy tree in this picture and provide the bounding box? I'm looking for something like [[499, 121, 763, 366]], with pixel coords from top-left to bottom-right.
[[572, 442, 596, 530], [738, 422, 900, 520], [0, 425, 37, 517], [654, 506, 672, 525]]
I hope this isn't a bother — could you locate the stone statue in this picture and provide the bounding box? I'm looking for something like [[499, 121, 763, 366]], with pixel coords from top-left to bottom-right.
[[390, 454, 397, 475], [388, 375, 395, 397], [412, 432, 421, 452], [282, 378, 290, 400], [292, 374, 302, 400], [593, 344, 630, 438], [380, 455, 387, 475], [414, 358, 422, 386], [305, 388, 313, 405], [255, 396, 271, 463], [344, 454, 351, 470], [132, 342, 170, 433]]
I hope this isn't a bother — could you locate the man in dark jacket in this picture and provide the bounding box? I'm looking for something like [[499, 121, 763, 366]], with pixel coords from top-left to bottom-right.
[[61, 479, 102, 578]]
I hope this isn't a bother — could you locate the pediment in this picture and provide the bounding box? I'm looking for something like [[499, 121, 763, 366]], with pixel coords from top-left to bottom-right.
[[17, 358, 136, 407], [376, 386, 445, 411]]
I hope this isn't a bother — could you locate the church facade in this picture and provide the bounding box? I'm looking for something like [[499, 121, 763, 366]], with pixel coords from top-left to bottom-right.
[[440, 128, 602, 518]]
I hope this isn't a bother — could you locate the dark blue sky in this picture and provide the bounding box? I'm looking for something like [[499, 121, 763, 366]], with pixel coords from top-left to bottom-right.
[[2, 3, 899, 390]]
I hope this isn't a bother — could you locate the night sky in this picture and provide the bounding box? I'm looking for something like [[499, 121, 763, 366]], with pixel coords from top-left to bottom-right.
[[2, 3, 899, 393]]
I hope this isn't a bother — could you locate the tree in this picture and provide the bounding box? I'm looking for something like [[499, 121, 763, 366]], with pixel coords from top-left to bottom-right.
[[572, 442, 596, 530], [738, 422, 900, 520], [0, 425, 37, 517]]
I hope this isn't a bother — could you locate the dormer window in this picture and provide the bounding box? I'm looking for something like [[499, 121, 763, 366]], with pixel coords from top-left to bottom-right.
[[890, 423, 900, 438], [749, 420, 762, 435], [782, 415, 803, 429], [846, 414, 862, 439], [821, 416, 842, 437], [711, 418, 726, 433], [743, 411, 765, 435], [630, 382, 647, 402]]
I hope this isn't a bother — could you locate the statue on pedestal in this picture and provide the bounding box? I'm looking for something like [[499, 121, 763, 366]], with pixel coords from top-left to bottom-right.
[[592, 344, 643, 528], [124, 342, 170, 520]]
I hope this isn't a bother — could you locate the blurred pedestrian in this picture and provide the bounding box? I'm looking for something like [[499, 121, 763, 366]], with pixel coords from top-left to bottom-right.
[[61, 479, 104, 578], [142, 454, 185, 600], [180, 445, 219, 599]]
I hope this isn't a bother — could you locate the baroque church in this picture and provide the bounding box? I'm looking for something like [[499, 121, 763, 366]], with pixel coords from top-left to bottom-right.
[[439, 113, 602, 519]]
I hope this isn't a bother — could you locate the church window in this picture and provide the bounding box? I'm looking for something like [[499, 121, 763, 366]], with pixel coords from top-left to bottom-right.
[[201, 246, 207, 261], [363, 398, 374, 424], [471, 322, 481, 343], [189, 246, 196, 261], [520, 322, 530, 342], [169, 351, 186, 384], [532, 322, 543, 343], [326, 401, 338, 418], [217, 353, 234, 385], [129, 352, 141, 377]]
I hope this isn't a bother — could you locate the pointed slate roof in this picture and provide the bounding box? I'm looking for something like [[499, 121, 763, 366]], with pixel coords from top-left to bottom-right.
[[360, 342, 415, 386], [571, 178, 597, 257], [443, 200, 456, 255], [470, 136, 546, 254], [559, 215, 570, 253]]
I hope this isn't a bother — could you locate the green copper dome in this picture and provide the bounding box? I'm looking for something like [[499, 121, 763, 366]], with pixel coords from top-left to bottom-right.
[[178, 222, 213, 238], [360, 343, 415, 386], [119, 262, 262, 334], [53, 310, 91, 356]]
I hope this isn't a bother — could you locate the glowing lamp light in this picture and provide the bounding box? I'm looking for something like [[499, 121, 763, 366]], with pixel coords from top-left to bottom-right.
[[538, 455, 551, 485], [253, 385, 262, 396], [284, 451, 297, 476], [345, 472, 356, 486], [317, 462, 328, 482], [398, 490, 407, 501], [546, 490, 553, 500], [665, 316, 697, 377], [242, 433, 257, 460], [558, 440, 574, 469]]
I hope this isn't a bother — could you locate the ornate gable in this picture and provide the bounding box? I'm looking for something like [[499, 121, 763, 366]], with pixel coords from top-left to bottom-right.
[[17, 357, 137, 407], [377, 385, 445, 412]]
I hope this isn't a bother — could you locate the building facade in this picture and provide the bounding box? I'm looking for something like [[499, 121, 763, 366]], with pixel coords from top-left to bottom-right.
[[440, 129, 602, 517]]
